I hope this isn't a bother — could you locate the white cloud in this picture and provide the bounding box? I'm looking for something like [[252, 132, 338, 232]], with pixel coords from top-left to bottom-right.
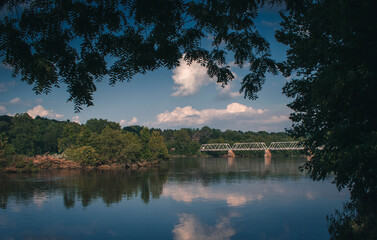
[[0, 105, 7, 113], [216, 83, 241, 100], [72, 115, 80, 124], [120, 117, 138, 127], [129, 117, 138, 125], [9, 97, 22, 104], [264, 115, 289, 123], [171, 59, 214, 96], [156, 103, 264, 126], [153, 103, 291, 131], [120, 120, 127, 126], [27, 105, 64, 119]]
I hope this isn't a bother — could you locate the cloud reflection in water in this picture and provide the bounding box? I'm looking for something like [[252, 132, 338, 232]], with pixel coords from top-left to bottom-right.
[[173, 213, 236, 240], [163, 184, 263, 207]]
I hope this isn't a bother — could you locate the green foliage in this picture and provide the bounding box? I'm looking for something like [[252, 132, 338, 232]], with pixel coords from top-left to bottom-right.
[[276, 0, 377, 197], [148, 131, 169, 161], [66, 146, 99, 166], [1, 113, 296, 164], [0, 0, 279, 111], [140, 127, 152, 160], [123, 125, 143, 136], [275, 1, 377, 238], [0, 134, 8, 167], [58, 122, 83, 152], [91, 127, 142, 164], [9, 113, 37, 156], [85, 118, 121, 134], [122, 132, 143, 163], [0, 115, 11, 136], [161, 127, 295, 156], [34, 117, 65, 154]]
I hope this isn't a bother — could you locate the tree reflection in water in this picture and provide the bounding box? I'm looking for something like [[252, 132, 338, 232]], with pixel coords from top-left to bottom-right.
[[0, 168, 169, 209], [328, 189, 377, 239]]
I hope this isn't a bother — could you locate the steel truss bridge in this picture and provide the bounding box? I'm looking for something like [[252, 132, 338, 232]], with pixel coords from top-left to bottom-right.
[[200, 141, 304, 152]]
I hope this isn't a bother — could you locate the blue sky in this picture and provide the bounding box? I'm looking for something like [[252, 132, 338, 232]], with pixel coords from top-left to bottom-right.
[[0, 7, 292, 132]]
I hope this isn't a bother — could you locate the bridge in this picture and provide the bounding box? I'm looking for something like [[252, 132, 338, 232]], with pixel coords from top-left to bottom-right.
[[200, 141, 304, 151], [200, 141, 304, 157]]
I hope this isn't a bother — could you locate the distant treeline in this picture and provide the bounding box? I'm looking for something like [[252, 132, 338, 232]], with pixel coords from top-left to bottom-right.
[[0, 114, 300, 167]]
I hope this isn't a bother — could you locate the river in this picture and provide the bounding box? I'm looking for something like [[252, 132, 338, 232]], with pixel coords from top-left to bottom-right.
[[0, 157, 348, 240]]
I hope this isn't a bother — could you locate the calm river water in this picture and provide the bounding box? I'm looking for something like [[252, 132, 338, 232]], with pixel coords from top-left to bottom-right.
[[0, 157, 348, 240]]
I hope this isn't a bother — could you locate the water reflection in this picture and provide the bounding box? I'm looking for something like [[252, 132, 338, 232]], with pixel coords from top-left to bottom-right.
[[163, 184, 263, 207], [173, 212, 238, 240], [0, 157, 306, 210], [0, 168, 169, 209], [0, 157, 349, 240]]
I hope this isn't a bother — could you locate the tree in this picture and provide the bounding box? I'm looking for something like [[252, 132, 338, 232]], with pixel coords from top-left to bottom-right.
[[0, 134, 9, 167], [139, 127, 152, 160], [85, 118, 121, 134], [275, 0, 377, 238], [8, 113, 38, 155], [91, 126, 142, 163], [123, 125, 143, 136], [34, 117, 64, 153], [122, 132, 143, 163], [58, 121, 83, 152], [148, 131, 169, 161], [69, 145, 99, 166], [0, 0, 282, 111], [91, 126, 124, 163]]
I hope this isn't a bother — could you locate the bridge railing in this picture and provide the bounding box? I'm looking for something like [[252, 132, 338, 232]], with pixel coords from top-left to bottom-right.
[[232, 142, 267, 151], [199, 141, 305, 151], [268, 141, 304, 150], [200, 143, 232, 151]]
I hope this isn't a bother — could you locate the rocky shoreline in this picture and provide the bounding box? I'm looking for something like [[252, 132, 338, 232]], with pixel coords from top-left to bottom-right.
[[1, 155, 162, 173]]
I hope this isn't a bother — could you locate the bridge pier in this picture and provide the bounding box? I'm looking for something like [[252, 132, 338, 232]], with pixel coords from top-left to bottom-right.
[[264, 149, 272, 158], [264, 154, 271, 167], [227, 150, 236, 157]]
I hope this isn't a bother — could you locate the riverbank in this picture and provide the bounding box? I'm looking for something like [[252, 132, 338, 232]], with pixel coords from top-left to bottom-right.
[[1, 155, 162, 173]]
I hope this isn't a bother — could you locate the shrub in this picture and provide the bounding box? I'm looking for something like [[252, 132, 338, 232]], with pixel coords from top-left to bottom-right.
[[65, 146, 99, 166]]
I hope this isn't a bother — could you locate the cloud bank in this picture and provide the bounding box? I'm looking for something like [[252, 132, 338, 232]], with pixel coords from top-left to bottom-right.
[[157, 102, 264, 126], [27, 105, 64, 119], [154, 103, 290, 131]]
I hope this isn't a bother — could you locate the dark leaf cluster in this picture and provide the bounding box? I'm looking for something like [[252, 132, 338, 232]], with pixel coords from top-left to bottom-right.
[[0, 0, 280, 111]]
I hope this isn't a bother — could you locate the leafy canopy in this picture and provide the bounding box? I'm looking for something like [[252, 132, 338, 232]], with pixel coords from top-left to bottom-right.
[[276, 1, 377, 238], [0, 0, 288, 111]]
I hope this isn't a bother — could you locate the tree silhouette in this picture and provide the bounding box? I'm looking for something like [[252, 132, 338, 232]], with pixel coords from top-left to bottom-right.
[[0, 0, 284, 111]]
